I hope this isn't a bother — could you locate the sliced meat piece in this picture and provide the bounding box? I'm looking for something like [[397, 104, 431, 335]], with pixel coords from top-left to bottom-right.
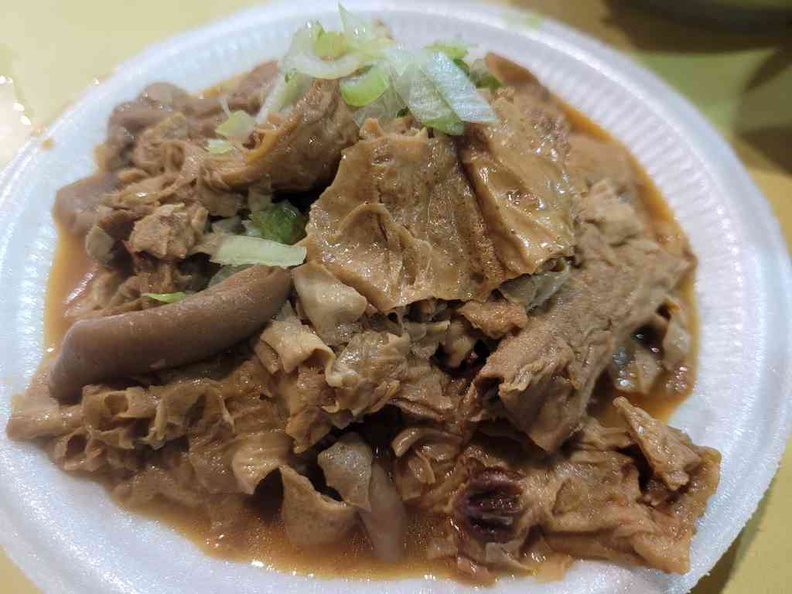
[[53, 172, 118, 235], [131, 113, 190, 175], [62, 266, 140, 323], [195, 178, 243, 218], [583, 178, 644, 246], [278, 365, 336, 453], [573, 417, 633, 451], [403, 320, 449, 359], [81, 384, 160, 449], [6, 404, 83, 440], [85, 225, 118, 265], [392, 427, 464, 505], [393, 357, 453, 421], [567, 137, 659, 232], [293, 261, 368, 345], [660, 295, 693, 371], [140, 82, 190, 107], [543, 425, 720, 574], [325, 330, 410, 417], [441, 450, 558, 574], [445, 406, 720, 576], [280, 466, 358, 547], [614, 397, 701, 490], [203, 80, 358, 192], [227, 61, 279, 113], [127, 202, 208, 261], [360, 461, 407, 562], [260, 304, 335, 374], [457, 298, 528, 339], [318, 433, 374, 510], [134, 257, 197, 299], [477, 188, 691, 451], [93, 139, 207, 251], [498, 258, 571, 312], [457, 84, 577, 277], [49, 265, 291, 402], [97, 83, 187, 171], [93, 175, 171, 242], [568, 133, 637, 194], [231, 431, 293, 495], [317, 433, 406, 561], [483, 53, 570, 126], [453, 467, 528, 545], [97, 82, 224, 172], [442, 318, 478, 368], [114, 448, 204, 508], [305, 124, 511, 310]]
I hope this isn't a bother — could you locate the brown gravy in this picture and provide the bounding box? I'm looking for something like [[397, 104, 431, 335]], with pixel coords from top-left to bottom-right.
[[41, 104, 697, 580]]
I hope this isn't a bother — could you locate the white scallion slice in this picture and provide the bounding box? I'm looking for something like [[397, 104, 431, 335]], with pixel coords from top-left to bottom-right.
[[282, 21, 361, 80], [426, 39, 469, 60], [382, 47, 413, 77], [352, 85, 406, 127], [289, 51, 362, 80], [256, 71, 312, 123], [340, 64, 390, 107], [211, 215, 241, 234], [207, 138, 234, 154], [219, 95, 231, 117], [211, 235, 306, 268], [339, 4, 393, 59], [418, 50, 497, 124], [143, 292, 188, 304], [314, 29, 347, 59], [215, 110, 257, 142], [392, 61, 463, 135]]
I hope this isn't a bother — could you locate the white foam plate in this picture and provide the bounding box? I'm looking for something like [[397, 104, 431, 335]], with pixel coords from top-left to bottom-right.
[[1, 1, 790, 592]]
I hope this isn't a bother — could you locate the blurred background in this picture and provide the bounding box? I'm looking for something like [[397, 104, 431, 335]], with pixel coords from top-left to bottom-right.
[[0, 0, 790, 592]]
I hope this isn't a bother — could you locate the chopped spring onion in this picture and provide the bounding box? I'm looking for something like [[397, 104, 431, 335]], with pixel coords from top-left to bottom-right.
[[219, 95, 231, 117], [352, 85, 406, 127], [256, 70, 312, 123], [418, 50, 497, 124], [315, 28, 347, 59], [215, 110, 256, 142], [382, 46, 413, 77], [258, 6, 499, 135], [339, 4, 393, 59], [427, 39, 469, 61], [282, 21, 362, 80], [469, 59, 503, 91], [281, 20, 322, 68], [340, 64, 390, 107], [245, 201, 307, 245], [144, 292, 188, 304], [391, 61, 463, 135], [212, 215, 241, 234], [207, 138, 234, 154], [290, 51, 362, 80], [453, 58, 471, 77], [211, 235, 306, 268]]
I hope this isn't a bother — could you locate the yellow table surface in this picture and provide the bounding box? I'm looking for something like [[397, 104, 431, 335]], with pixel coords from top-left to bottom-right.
[[0, 1, 789, 592]]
